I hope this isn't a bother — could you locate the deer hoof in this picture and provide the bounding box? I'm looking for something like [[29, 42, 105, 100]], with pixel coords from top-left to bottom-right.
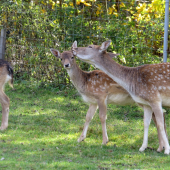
[[139, 146, 146, 152], [164, 149, 170, 155], [157, 146, 164, 153], [78, 136, 85, 143], [0, 125, 8, 131], [102, 139, 109, 145]]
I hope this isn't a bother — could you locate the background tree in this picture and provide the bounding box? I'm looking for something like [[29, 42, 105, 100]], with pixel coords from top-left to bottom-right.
[[0, 0, 166, 88]]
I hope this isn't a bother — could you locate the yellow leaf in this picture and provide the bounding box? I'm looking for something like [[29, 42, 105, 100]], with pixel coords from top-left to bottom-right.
[[3, 14, 6, 20], [77, 1, 80, 5], [63, 3, 68, 7], [108, 7, 113, 15], [136, 3, 147, 13], [49, 1, 55, 9], [41, 9, 46, 13], [120, 2, 125, 8], [69, 2, 74, 6], [97, 4, 102, 10], [126, 16, 131, 22], [84, 3, 91, 6], [96, 10, 100, 15], [41, 1, 46, 5], [113, 12, 118, 17]]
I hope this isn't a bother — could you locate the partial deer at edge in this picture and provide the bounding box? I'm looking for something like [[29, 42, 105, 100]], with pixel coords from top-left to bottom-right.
[[0, 59, 13, 130], [72, 40, 170, 154], [50, 48, 166, 146]]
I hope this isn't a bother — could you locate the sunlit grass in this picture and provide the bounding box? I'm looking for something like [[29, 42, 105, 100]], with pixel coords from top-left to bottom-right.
[[0, 83, 170, 169]]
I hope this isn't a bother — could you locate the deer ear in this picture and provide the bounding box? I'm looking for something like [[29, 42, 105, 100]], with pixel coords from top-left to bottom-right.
[[50, 49, 61, 58], [100, 40, 111, 52], [108, 52, 119, 58], [72, 41, 77, 48]]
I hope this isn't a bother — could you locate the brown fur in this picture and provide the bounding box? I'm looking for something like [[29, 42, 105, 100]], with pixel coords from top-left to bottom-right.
[[50, 49, 166, 146], [0, 59, 13, 130], [72, 40, 170, 154]]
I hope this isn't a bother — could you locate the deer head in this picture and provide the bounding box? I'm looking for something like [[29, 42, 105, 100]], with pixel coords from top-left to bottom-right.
[[72, 40, 119, 65], [50, 49, 75, 69]]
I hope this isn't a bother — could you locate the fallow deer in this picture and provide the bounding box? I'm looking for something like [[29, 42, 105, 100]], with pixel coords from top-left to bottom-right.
[[0, 59, 13, 130], [72, 40, 170, 154], [50, 48, 166, 148]]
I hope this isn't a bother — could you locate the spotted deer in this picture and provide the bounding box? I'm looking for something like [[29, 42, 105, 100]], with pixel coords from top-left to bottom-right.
[[50, 48, 166, 147], [71, 40, 170, 154], [0, 60, 13, 130]]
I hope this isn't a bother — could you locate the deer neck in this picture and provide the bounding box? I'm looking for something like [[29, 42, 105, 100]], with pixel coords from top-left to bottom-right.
[[66, 63, 86, 92], [94, 53, 137, 95]]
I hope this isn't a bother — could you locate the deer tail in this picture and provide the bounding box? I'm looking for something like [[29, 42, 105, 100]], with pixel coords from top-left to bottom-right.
[[7, 65, 14, 88]]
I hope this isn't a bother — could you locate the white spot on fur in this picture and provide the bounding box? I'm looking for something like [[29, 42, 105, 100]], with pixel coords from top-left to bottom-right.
[[158, 86, 162, 90]]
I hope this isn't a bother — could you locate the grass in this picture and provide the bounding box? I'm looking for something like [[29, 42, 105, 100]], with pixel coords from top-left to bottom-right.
[[0, 83, 170, 170]]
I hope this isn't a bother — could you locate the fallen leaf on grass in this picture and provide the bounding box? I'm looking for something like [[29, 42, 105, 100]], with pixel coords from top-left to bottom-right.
[[108, 150, 113, 152]]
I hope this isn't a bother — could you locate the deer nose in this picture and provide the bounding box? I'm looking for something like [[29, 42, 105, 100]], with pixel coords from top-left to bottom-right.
[[65, 64, 70, 68]]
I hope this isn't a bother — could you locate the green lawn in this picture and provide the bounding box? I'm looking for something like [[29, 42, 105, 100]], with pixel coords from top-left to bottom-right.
[[0, 83, 170, 170]]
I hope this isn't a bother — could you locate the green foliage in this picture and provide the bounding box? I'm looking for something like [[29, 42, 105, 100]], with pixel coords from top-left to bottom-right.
[[0, 0, 166, 85]]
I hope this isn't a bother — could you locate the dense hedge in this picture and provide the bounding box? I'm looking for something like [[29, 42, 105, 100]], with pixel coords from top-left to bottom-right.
[[0, 0, 167, 88]]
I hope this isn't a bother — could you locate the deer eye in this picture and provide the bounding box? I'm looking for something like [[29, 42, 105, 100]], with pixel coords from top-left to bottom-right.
[[71, 56, 74, 59], [60, 58, 62, 61], [88, 46, 92, 48]]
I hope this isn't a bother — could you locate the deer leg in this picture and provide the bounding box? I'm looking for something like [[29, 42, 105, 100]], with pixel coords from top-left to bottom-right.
[[150, 102, 169, 154], [98, 98, 108, 145], [152, 111, 168, 152], [78, 103, 98, 143], [152, 112, 163, 152], [163, 112, 168, 140], [162, 112, 170, 151], [139, 105, 152, 152], [0, 91, 10, 130]]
